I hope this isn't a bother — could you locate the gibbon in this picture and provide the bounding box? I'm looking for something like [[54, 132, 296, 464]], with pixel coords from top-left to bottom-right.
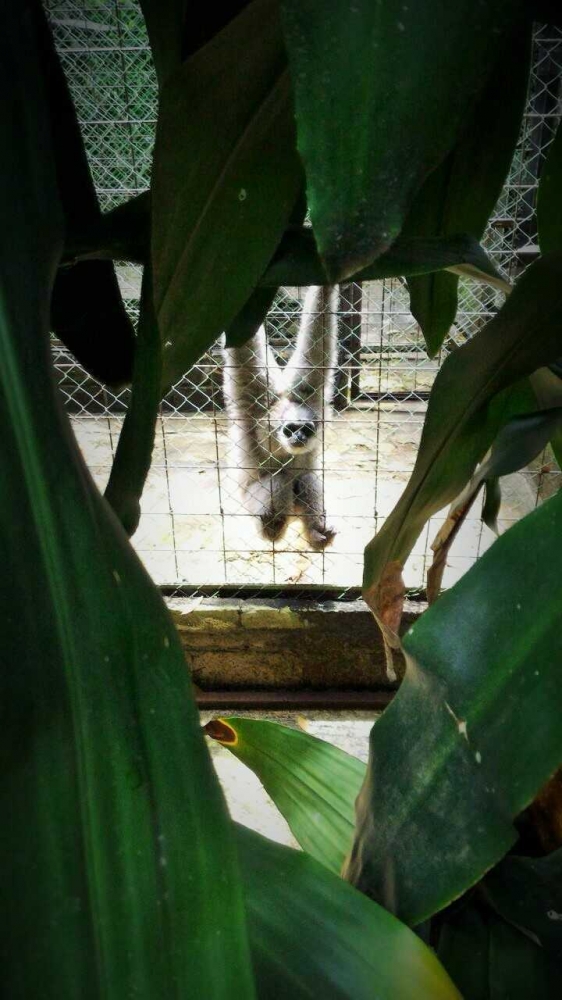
[[222, 286, 338, 548]]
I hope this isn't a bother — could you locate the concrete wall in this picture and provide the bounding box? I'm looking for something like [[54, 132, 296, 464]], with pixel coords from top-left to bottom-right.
[[167, 597, 425, 690]]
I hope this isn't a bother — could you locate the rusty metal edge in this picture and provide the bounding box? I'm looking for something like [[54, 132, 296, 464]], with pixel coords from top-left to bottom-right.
[[195, 688, 395, 711]]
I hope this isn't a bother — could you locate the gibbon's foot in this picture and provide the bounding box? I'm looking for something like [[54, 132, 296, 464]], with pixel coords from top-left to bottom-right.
[[260, 513, 288, 542], [305, 522, 337, 550]]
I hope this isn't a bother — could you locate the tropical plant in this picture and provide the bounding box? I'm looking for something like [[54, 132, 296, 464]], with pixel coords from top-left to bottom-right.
[[2, 0, 562, 996]]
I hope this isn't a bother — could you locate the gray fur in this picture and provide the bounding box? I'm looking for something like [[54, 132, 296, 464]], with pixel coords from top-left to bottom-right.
[[222, 286, 338, 547]]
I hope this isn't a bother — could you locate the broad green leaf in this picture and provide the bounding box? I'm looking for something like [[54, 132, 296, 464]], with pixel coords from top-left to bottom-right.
[[435, 902, 490, 1000], [280, 0, 526, 280], [104, 267, 162, 536], [533, 1, 562, 27], [530, 366, 562, 468], [538, 121, 562, 255], [427, 401, 562, 599], [261, 227, 509, 290], [346, 489, 562, 926], [67, 202, 509, 300], [237, 824, 461, 1000], [225, 287, 278, 348], [205, 718, 364, 874], [37, 1, 135, 386], [225, 191, 307, 347], [138, 0, 187, 87], [139, 1, 251, 88], [362, 256, 562, 640], [64, 192, 151, 266], [437, 899, 562, 999], [0, 3, 255, 994], [51, 262, 136, 387], [404, 25, 531, 356], [484, 848, 562, 961], [151, 0, 302, 387], [482, 477, 502, 534]]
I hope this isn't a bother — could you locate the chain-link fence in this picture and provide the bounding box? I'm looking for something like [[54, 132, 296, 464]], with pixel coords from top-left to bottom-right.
[[46, 3, 562, 595]]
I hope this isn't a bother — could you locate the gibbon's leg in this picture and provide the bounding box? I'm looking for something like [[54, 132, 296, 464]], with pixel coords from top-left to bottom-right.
[[252, 469, 293, 542], [293, 470, 336, 549]]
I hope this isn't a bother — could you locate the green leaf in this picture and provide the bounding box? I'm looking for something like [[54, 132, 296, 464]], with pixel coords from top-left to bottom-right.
[[224, 287, 278, 348], [104, 266, 162, 536], [151, 0, 302, 387], [346, 489, 562, 926], [237, 824, 461, 1000], [538, 121, 562, 255], [437, 898, 562, 1000], [530, 366, 562, 468], [0, 2, 255, 993], [362, 256, 562, 641], [138, 0, 188, 87], [36, 0, 136, 385], [51, 262, 137, 387], [280, 0, 526, 280], [428, 400, 562, 599], [139, 1, 252, 88], [482, 477, 502, 534], [64, 192, 151, 266], [261, 227, 509, 290], [205, 718, 364, 875], [484, 849, 562, 961], [533, 1, 562, 26], [404, 24, 531, 356], [225, 191, 307, 347]]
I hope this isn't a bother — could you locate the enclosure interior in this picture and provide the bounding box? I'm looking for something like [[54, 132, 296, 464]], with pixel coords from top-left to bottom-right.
[[47, 4, 562, 600]]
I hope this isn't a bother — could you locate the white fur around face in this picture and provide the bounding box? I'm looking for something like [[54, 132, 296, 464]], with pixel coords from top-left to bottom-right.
[[222, 286, 338, 548]]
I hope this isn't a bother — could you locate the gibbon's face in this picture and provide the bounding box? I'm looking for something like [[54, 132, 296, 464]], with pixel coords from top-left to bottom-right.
[[274, 399, 318, 455]]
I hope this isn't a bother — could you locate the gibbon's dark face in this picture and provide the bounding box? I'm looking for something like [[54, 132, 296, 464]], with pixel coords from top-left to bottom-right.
[[275, 400, 318, 455]]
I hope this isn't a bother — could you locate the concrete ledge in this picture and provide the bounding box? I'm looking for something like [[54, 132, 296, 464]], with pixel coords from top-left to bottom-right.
[[166, 597, 426, 690]]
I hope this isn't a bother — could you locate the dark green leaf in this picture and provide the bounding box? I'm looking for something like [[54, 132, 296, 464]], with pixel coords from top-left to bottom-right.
[[533, 2, 562, 30], [404, 25, 531, 355], [51, 261, 136, 387], [484, 849, 562, 961], [138, 0, 188, 87], [281, 0, 526, 279], [151, 0, 302, 387], [482, 477, 502, 534], [104, 267, 161, 536], [538, 121, 562, 255], [261, 227, 508, 290], [530, 367, 562, 468], [205, 718, 364, 874], [36, 0, 136, 385], [362, 257, 562, 641], [478, 407, 562, 481], [0, 3, 255, 992], [437, 898, 562, 1000], [225, 287, 278, 348], [426, 387, 558, 602], [436, 901, 491, 1000], [63, 192, 151, 266], [346, 490, 562, 926], [237, 825, 461, 1000], [181, 3, 252, 59]]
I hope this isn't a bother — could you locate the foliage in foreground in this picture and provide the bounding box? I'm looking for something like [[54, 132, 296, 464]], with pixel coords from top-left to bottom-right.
[[2, 0, 562, 996]]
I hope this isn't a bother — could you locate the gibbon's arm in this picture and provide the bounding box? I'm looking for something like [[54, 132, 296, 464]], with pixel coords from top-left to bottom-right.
[[280, 285, 339, 404], [222, 325, 282, 416]]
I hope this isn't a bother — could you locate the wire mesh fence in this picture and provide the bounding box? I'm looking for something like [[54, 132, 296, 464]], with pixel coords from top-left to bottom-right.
[[46, 3, 562, 595]]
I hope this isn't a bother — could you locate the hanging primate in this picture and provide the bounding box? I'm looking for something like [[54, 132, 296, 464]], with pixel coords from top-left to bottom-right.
[[222, 285, 338, 548]]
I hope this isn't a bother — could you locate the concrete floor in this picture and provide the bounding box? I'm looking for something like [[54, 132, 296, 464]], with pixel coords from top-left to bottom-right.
[[72, 402, 560, 588], [72, 408, 557, 593]]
